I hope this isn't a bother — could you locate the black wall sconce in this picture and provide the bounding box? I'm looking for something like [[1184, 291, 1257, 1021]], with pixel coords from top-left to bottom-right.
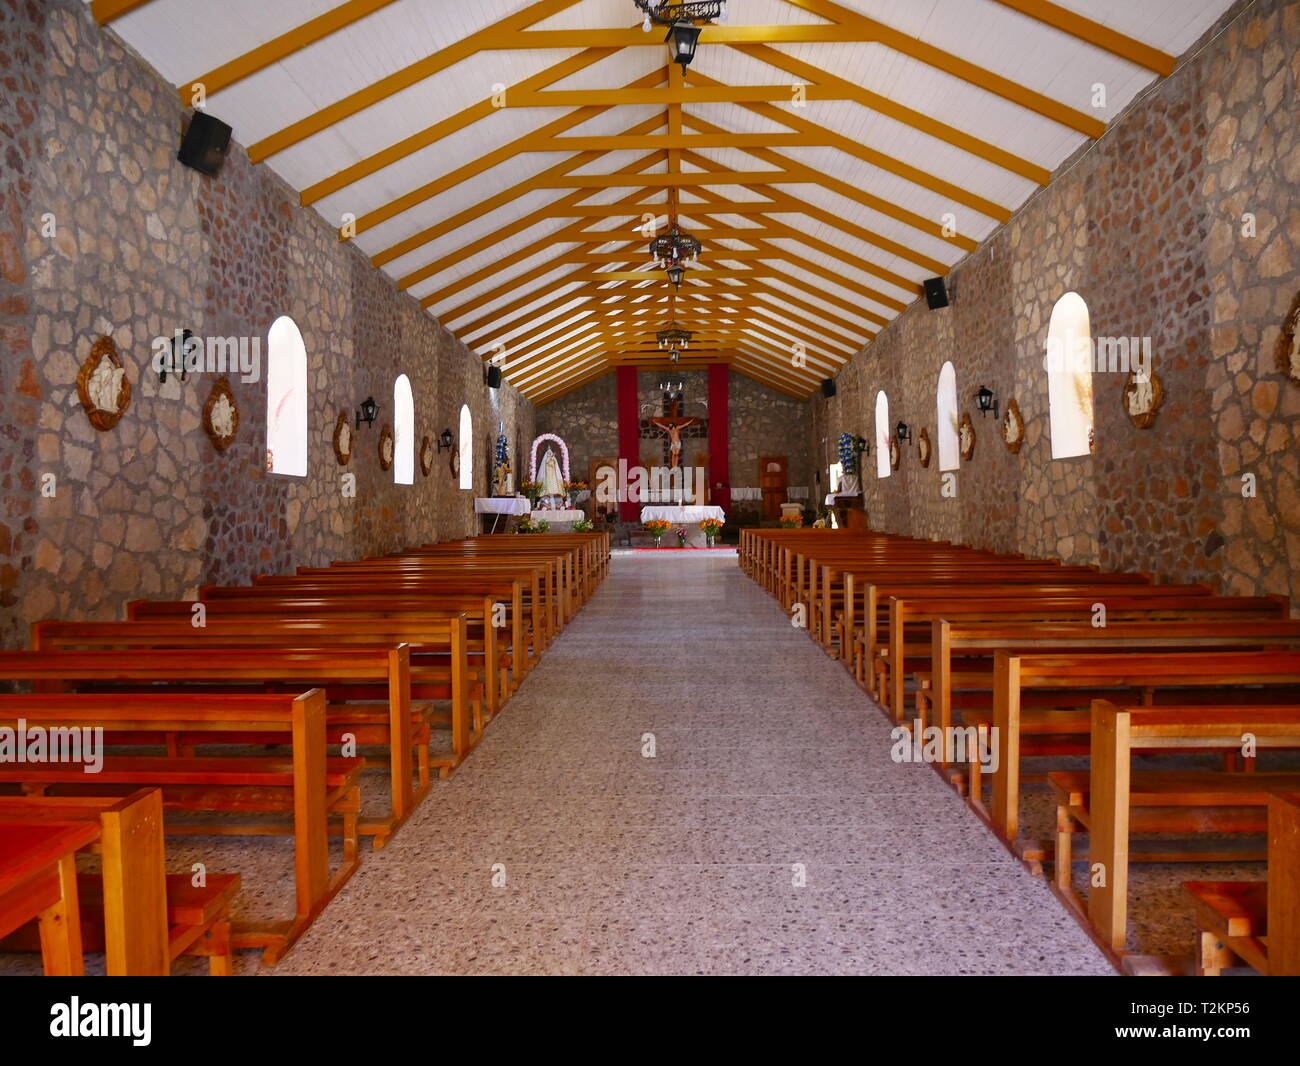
[[436, 428, 454, 452], [975, 386, 999, 419], [158, 329, 198, 384], [355, 396, 378, 429], [851, 434, 869, 457], [895, 421, 912, 444]]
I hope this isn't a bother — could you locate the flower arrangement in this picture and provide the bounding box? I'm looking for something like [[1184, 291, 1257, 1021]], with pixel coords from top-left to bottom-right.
[[563, 481, 587, 495], [572, 517, 593, 532], [700, 517, 723, 546], [519, 480, 541, 505], [675, 527, 688, 547], [516, 516, 550, 534], [778, 515, 803, 529], [837, 431, 857, 476], [643, 518, 672, 546]]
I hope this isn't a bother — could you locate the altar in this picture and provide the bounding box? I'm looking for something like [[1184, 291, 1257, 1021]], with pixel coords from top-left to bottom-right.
[[640, 504, 726, 547]]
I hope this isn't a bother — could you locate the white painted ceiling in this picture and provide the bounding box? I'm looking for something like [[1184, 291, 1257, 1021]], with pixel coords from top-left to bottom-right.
[[91, 0, 1236, 402]]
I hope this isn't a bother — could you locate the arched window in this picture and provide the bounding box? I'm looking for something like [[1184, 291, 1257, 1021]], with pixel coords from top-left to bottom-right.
[[936, 361, 960, 471], [265, 316, 307, 477], [1045, 292, 1094, 459], [874, 390, 891, 479], [458, 404, 473, 491], [393, 374, 414, 485]]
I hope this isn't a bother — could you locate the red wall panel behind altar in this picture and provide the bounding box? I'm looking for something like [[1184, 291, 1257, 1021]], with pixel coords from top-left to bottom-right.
[[617, 366, 641, 521], [708, 363, 731, 513]]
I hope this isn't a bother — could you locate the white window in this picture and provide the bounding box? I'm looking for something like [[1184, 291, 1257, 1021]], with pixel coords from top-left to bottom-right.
[[1046, 292, 1094, 459], [394, 374, 414, 485], [936, 361, 959, 472], [874, 390, 890, 479], [458, 404, 473, 491], [265, 316, 307, 477]]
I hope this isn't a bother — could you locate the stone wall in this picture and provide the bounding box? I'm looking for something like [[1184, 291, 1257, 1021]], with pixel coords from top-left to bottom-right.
[[811, 0, 1300, 605], [0, 0, 534, 648]]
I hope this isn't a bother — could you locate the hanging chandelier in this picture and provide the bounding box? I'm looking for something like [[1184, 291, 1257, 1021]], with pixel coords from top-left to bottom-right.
[[657, 325, 692, 349], [649, 224, 701, 268]]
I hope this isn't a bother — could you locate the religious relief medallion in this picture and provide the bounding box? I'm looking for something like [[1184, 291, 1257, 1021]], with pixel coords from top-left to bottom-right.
[[77, 335, 132, 431], [202, 377, 239, 453], [378, 424, 394, 471], [888, 436, 900, 471], [917, 427, 932, 468], [958, 412, 976, 461], [1002, 397, 1025, 453], [420, 434, 434, 477], [1275, 290, 1300, 386], [1122, 367, 1163, 429], [333, 412, 352, 466]]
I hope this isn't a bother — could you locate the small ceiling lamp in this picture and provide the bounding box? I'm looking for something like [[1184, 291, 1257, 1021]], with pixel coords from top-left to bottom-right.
[[355, 395, 378, 429], [635, 4, 728, 73], [895, 420, 912, 444], [666, 263, 685, 288], [436, 428, 454, 452], [975, 385, 999, 418], [670, 349, 680, 364]]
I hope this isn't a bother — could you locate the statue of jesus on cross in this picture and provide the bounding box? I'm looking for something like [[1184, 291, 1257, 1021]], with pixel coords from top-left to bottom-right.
[[648, 413, 698, 470]]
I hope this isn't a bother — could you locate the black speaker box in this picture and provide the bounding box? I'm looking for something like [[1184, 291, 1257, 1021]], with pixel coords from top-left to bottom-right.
[[821, 377, 836, 398], [486, 365, 503, 389], [178, 112, 232, 176], [923, 276, 949, 309]]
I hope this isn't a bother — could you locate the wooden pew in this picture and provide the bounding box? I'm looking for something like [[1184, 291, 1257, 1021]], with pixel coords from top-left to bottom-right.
[[0, 820, 96, 975], [1049, 702, 1300, 959], [0, 691, 356, 964], [985, 651, 1300, 845], [34, 615, 483, 771], [1185, 791, 1300, 976], [921, 618, 1300, 766], [0, 790, 238, 975]]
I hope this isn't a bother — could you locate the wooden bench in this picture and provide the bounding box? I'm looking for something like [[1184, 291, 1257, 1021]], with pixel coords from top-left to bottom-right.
[[0, 789, 238, 975], [0, 690, 360, 964], [0, 644, 422, 842], [1049, 702, 1300, 958], [0, 820, 98, 975], [984, 651, 1300, 845], [33, 616, 481, 774], [1185, 792, 1300, 976]]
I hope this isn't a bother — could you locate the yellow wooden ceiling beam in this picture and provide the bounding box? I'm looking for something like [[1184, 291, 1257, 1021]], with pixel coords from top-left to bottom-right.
[[247, 0, 582, 162], [301, 46, 617, 204], [777, 0, 1105, 137], [991, 0, 1175, 75], [730, 43, 1051, 187], [679, 104, 978, 254], [90, 0, 154, 22], [177, 0, 399, 103], [356, 74, 667, 242]]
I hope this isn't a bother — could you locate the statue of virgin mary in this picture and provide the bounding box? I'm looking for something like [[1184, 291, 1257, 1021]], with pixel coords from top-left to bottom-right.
[[538, 446, 566, 508]]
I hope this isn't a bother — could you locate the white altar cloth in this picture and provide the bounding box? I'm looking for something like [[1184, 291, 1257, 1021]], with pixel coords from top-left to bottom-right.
[[475, 497, 529, 515], [531, 508, 585, 523], [640, 505, 725, 524]]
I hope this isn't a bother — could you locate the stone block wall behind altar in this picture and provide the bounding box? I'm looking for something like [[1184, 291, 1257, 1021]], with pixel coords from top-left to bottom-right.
[[0, 0, 535, 649], [812, 0, 1300, 606]]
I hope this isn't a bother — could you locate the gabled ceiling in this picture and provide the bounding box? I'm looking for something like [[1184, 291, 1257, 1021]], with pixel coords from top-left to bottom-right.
[[90, 0, 1234, 403]]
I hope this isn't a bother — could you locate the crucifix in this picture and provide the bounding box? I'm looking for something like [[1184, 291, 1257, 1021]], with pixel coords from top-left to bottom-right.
[[649, 394, 697, 470]]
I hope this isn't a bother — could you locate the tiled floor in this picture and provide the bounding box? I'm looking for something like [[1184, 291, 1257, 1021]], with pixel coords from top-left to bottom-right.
[[0, 551, 1115, 976], [252, 551, 1112, 975]]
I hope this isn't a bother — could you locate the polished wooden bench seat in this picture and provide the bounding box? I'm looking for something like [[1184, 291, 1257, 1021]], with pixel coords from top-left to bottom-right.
[[0, 691, 356, 964], [1185, 793, 1300, 976]]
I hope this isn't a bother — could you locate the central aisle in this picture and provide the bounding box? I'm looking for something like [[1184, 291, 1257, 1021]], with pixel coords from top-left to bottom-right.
[[267, 552, 1111, 975]]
